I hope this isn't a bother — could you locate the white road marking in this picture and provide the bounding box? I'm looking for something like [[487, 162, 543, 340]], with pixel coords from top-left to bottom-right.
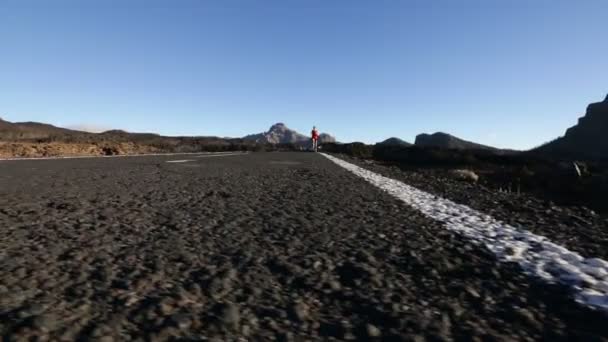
[[321, 153, 608, 312], [166, 159, 195, 163], [166, 152, 248, 163], [0, 151, 247, 161], [195, 152, 249, 158]]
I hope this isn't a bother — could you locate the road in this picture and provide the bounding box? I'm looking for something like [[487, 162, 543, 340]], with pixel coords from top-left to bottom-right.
[[1, 152, 606, 340]]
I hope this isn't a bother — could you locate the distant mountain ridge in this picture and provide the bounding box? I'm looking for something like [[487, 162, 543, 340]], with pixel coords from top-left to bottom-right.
[[243, 123, 336, 145], [0, 117, 237, 145], [4, 95, 607, 160], [534, 94, 608, 160], [377, 137, 412, 146], [0, 118, 80, 140], [0, 118, 338, 145], [0, 118, 252, 158], [415, 132, 497, 151]]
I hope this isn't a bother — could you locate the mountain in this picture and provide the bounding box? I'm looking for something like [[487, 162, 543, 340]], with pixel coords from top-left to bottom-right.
[[0, 118, 235, 146], [0, 118, 337, 147], [0, 118, 252, 158], [415, 132, 497, 151], [243, 123, 336, 145], [534, 94, 608, 160], [0, 118, 341, 158], [0, 117, 13, 131], [377, 137, 412, 147], [0, 118, 84, 140]]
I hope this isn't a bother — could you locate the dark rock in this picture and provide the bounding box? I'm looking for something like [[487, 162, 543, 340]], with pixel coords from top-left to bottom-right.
[[329, 280, 342, 291], [15, 267, 27, 278], [277, 331, 295, 342], [291, 302, 310, 322], [220, 303, 240, 329], [171, 313, 192, 329], [516, 308, 543, 330], [32, 313, 58, 332], [18, 303, 47, 318], [366, 323, 381, 337]]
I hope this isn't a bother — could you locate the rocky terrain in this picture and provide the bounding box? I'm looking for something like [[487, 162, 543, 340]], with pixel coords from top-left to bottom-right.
[[0, 118, 245, 158], [243, 123, 336, 146], [333, 154, 608, 260], [0, 119, 338, 158], [535, 94, 608, 160], [0, 142, 162, 158], [326, 140, 608, 216], [1, 152, 607, 340]]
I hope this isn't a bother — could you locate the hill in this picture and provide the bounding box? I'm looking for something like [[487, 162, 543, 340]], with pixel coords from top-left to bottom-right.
[[415, 132, 497, 151], [377, 137, 412, 147], [0, 118, 248, 157], [533, 94, 608, 160], [0, 118, 83, 140]]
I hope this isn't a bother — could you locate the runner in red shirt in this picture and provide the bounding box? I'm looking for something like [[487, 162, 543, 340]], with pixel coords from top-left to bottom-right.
[[311, 126, 319, 152]]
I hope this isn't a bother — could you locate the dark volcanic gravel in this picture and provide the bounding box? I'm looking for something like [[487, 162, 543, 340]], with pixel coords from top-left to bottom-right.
[[333, 154, 608, 261], [1, 152, 607, 340]]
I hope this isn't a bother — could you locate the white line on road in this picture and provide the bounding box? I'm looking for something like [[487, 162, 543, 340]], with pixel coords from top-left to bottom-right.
[[166, 152, 248, 163], [321, 153, 608, 312], [165, 159, 195, 163], [0, 151, 247, 162], [195, 152, 249, 158]]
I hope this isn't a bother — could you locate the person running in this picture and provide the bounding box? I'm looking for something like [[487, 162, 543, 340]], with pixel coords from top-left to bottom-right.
[[311, 126, 319, 152]]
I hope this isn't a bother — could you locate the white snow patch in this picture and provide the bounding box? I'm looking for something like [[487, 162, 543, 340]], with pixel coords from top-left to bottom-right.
[[321, 153, 608, 312]]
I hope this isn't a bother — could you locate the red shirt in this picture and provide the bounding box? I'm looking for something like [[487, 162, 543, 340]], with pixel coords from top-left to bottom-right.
[[311, 129, 319, 140]]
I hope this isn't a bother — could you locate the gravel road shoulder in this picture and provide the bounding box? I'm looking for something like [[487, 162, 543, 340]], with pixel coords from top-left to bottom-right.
[[330, 154, 608, 261]]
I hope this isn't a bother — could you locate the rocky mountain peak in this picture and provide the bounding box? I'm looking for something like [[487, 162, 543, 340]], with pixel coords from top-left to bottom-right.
[[243, 123, 336, 145], [267, 123, 288, 132]]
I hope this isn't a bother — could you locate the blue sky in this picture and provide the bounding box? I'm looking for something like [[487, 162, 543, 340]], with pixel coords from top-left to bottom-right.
[[1, 0, 606, 149]]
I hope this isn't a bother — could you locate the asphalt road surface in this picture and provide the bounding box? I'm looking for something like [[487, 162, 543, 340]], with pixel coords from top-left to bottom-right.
[[1, 152, 607, 341]]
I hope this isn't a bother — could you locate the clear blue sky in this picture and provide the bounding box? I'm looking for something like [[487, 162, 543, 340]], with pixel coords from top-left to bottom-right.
[[1, 0, 606, 149]]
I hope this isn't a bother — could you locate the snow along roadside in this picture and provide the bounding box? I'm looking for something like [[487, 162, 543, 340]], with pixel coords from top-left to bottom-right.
[[321, 153, 608, 312]]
